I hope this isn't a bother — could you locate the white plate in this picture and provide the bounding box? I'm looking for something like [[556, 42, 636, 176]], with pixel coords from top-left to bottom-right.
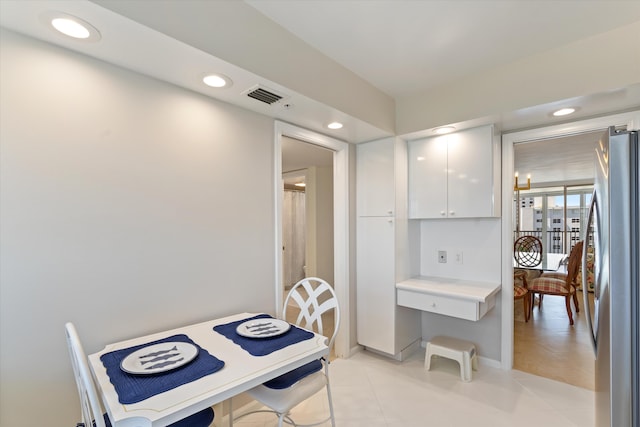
[[236, 318, 291, 338], [120, 342, 198, 375]]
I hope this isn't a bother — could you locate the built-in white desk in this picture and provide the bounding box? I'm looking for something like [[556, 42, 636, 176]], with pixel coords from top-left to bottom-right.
[[396, 277, 501, 321]]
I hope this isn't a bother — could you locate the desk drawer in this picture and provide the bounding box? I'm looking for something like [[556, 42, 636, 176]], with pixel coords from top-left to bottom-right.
[[397, 289, 479, 321]]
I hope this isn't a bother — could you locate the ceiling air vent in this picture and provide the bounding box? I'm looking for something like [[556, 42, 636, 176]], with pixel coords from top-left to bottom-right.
[[244, 85, 287, 106]]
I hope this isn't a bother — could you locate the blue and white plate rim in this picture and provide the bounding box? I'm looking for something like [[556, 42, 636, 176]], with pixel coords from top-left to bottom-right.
[[236, 318, 291, 338], [119, 341, 198, 375]]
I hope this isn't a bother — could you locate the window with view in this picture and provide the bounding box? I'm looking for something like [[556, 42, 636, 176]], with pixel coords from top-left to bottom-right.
[[514, 185, 593, 254]]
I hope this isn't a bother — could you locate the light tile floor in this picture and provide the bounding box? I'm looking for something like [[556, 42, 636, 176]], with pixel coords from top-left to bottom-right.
[[226, 348, 595, 427]]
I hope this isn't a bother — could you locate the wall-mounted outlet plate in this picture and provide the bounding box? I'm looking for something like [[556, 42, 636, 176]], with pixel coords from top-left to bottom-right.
[[455, 250, 463, 265], [438, 250, 447, 263]]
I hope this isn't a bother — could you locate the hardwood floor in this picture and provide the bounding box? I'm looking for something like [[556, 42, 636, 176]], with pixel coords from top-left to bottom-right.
[[514, 289, 595, 390]]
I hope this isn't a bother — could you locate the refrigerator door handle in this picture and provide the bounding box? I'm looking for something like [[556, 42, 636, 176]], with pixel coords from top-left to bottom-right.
[[583, 190, 598, 355]]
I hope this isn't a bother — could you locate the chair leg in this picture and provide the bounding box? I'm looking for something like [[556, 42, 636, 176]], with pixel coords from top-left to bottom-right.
[[326, 381, 336, 427], [565, 296, 574, 325], [323, 360, 336, 427], [573, 290, 580, 312], [529, 292, 535, 319], [523, 293, 530, 322]]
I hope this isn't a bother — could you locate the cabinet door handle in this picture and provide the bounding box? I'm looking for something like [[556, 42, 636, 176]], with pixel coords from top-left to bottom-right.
[[440, 211, 446, 216], [449, 211, 455, 216], [388, 210, 393, 215]]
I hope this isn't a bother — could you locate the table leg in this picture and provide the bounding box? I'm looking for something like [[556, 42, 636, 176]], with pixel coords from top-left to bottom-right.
[[213, 399, 233, 427]]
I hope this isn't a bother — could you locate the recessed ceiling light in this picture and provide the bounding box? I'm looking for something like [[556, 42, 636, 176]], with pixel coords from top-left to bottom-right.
[[433, 126, 456, 134], [41, 12, 101, 42], [553, 107, 576, 117], [203, 74, 232, 88], [327, 122, 343, 130], [52, 18, 90, 38], [294, 182, 306, 187]]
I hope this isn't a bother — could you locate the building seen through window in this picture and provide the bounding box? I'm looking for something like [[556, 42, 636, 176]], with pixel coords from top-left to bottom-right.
[[514, 185, 592, 254]]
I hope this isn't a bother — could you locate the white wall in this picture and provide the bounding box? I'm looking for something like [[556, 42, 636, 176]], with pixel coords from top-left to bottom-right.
[[397, 21, 640, 134], [305, 166, 334, 283], [0, 29, 276, 427], [418, 219, 503, 360]]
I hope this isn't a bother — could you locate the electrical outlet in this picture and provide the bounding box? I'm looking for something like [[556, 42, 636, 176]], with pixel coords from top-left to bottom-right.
[[455, 250, 463, 265], [438, 250, 447, 263]]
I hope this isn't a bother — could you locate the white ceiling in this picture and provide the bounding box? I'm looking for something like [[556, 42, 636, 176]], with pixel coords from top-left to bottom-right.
[[246, 0, 640, 98], [2, 0, 639, 143], [1, 0, 638, 183], [514, 130, 603, 186], [245, 0, 640, 139]]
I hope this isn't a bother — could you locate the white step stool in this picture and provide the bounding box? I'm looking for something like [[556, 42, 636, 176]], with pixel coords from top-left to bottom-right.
[[425, 336, 478, 382]]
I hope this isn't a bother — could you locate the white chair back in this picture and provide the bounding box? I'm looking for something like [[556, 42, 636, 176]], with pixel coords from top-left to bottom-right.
[[65, 322, 107, 427], [283, 277, 340, 349]]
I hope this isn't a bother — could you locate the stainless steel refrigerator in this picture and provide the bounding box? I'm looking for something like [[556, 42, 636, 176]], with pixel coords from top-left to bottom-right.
[[584, 126, 639, 427]]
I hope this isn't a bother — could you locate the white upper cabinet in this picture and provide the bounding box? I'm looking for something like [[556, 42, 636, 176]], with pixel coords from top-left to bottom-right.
[[357, 138, 395, 217], [407, 134, 448, 218], [408, 125, 500, 219]]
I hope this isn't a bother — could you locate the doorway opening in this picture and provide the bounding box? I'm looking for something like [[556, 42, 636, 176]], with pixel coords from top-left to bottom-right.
[[281, 136, 334, 292], [282, 169, 308, 291], [512, 183, 596, 389], [501, 111, 639, 386], [274, 121, 350, 359]]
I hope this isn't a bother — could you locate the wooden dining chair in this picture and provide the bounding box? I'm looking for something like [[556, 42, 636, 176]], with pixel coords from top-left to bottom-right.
[[240, 277, 340, 427], [64, 322, 215, 427], [513, 235, 543, 268], [513, 270, 530, 322], [527, 241, 583, 325], [513, 235, 543, 322]]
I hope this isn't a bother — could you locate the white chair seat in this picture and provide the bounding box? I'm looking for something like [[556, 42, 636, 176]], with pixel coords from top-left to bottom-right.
[[247, 368, 328, 414]]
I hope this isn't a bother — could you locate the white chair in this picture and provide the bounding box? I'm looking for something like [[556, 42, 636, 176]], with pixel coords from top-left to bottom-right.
[[64, 322, 215, 427], [241, 277, 340, 427]]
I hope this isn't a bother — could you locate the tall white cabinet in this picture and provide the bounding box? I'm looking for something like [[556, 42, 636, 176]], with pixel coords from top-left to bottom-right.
[[408, 125, 500, 219], [356, 138, 421, 358]]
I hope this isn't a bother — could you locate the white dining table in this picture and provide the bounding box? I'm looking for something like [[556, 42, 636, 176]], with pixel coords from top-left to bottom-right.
[[88, 312, 329, 427], [514, 252, 567, 272]]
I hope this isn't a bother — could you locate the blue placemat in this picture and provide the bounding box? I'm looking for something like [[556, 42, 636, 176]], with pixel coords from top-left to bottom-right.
[[100, 334, 224, 404], [263, 359, 323, 389], [213, 314, 314, 356]]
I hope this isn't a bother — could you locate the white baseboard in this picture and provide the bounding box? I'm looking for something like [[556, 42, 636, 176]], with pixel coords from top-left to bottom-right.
[[346, 344, 363, 357], [360, 338, 421, 361]]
